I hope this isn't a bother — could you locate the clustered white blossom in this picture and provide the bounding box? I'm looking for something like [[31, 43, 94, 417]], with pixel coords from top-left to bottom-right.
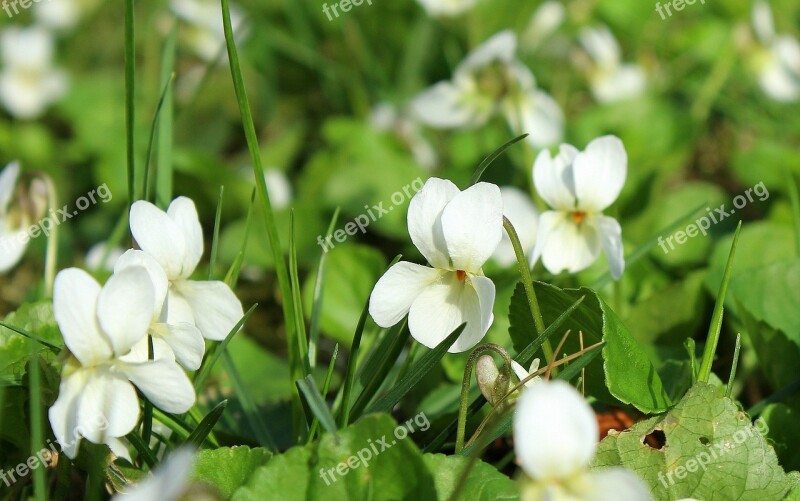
[[48, 197, 243, 459]]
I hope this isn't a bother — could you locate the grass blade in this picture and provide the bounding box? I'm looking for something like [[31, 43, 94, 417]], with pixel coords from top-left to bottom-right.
[[698, 221, 742, 382], [155, 23, 176, 208], [337, 298, 370, 427], [0, 321, 60, 353], [470, 134, 529, 185], [124, 0, 136, 204], [725, 333, 741, 398], [142, 73, 174, 202], [194, 303, 257, 392], [515, 294, 585, 367], [366, 324, 466, 414], [309, 208, 340, 369], [126, 431, 157, 468], [221, 350, 277, 451], [208, 186, 224, 280], [289, 211, 310, 377], [221, 0, 300, 440], [28, 346, 46, 500], [185, 400, 227, 447], [307, 344, 339, 444], [225, 189, 255, 288], [297, 375, 338, 439]]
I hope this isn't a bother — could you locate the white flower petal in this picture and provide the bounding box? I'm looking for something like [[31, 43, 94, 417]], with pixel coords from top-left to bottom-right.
[[508, 89, 564, 148], [594, 215, 625, 280], [513, 380, 598, 481], [114, 249, 169, 320], [0, 227, 29, 272], [151, 322, 205, 371], [572, 135, 627, 213], [77, 368, 140, 443], [584, 468, 651, 501], [106, 436, 132, 462], [0, 161, 20, 211], [264, 169, 293, 210], [580, 26, 621, 67], [172, 279, 244, 341], [112, 448, 195, 501], [469, 274, 496, 350], [492, 187, 539, 267], [97, 267, 155, 357], [166, 288, 195, 326], [130, 200, 188, 279], [410, 81, 475, 128], [54, 268, 113, 365], [48, 363, 87, 459], [407, 177, 460, 268], [407, 273, 489, 353], [591, 65, 646, 103], [369, 262, 446, 328], [533, 144, 579, 211], [166, 197, 204, 278], [534, 211, 602, 275], [753, 1, 775, 43], [440, 182, 503, 273], [457, 30, 518, 76], [416, 0, 478, 17], [119, 358, 195, 414]]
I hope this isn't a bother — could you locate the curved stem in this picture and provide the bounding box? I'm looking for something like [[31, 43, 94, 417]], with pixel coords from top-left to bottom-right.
[[455, 344, 513, 453], [502, 217, 551, 362]]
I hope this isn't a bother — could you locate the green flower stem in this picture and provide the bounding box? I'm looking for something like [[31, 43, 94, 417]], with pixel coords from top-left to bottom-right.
[[455, 344, 513, 454], [41, 174, 58, 298], [502, 217, 551, 362]]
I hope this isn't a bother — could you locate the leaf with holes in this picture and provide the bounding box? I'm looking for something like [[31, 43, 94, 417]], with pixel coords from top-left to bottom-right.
[[592, 382, 791, 500]]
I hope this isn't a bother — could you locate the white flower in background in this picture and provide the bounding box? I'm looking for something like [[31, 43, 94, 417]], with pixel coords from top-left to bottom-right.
[[371, 103, 437, 170], [369, 178, 502, 353], [513, 380, 651, 500], [115, 249, 206, 370], [410, 31, 563, 148], [0, 162, 29, 272], [112, 448, 195, 501], [522, 1, 566, 51], [750, 1, 800, 102], [492, 186, 538, 267], [531, 136, 626, 280], [48, 268, 195, 459], [264, 169, 293, 210], [34, 0, 101, 31], [579, 25, 646, 103], [170, 0, 245, 62], [130, 197, 244, 341], [511, 358, 542, 388], [0, 26, 67, 119], [85, 242, 125, 273], [416, 0, 478, 17]]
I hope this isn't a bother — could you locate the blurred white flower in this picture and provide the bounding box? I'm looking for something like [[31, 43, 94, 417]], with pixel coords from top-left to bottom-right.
[[513, 380, 650, 501], [130, 197, 244, 341], [115, 249, 206, 370], [492, 186, 538, 267], [522, 1, 566, 51], [0, 162, 30, 272], [48, 267, 195, 459], [34, 0, 100, 31], [530, 136, 626, 280], [511, 358, 541, 388], [264, 168, 293, 210], [410, 31, 563, 148], [85, 242, 125, 273], [0, 26, 67, 119], [112, 448, 196, 501], [369, 178, 502, 353], [750, 1, 800, 102], [371, 103, 437, 170], [579, 25, 646, 103], [416, 0, 478, 17], [170, 0, 245, 62]]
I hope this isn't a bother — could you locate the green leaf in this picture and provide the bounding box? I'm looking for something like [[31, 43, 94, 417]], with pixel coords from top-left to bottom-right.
[[593, 382, 791, 500], [510, 282, 670, 412], [296, 375, 338, 438], [423, 453, 519, 500], [192, 446, 272, 499], [231, 414, 436, 500], [0, 302, 63, 376]]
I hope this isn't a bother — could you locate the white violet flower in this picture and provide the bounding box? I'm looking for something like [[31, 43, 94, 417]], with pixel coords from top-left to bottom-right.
[[530, 136, 626, 280], [0, 162, 30, 272], [416, 0, 478, 17], [579, 25, 646, 103], [411, 31, 563, 148], [750, 1, 800, 102], [112, 448, 196, 501], [369, 178, 502, 353], [513, 380, 651, 500], [170, 0, 245, 63], [48, 267, 195, 460], [129, 197, 245, 341], [0, 26, 67, 119]]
